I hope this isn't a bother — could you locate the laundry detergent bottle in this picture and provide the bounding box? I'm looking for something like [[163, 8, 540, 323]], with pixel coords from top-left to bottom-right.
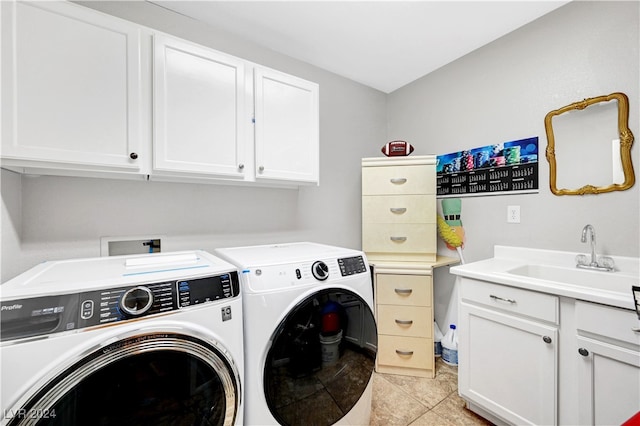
[[442, 324, 458, 366]]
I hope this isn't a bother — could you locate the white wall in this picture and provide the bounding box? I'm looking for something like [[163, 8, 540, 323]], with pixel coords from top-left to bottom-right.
[[386, 1, 640, 328], [0, 1, 386, 282]]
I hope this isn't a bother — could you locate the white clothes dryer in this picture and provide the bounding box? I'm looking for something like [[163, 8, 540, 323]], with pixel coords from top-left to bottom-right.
[[1, 251, 244, 426], [215, 242, 377, 426]]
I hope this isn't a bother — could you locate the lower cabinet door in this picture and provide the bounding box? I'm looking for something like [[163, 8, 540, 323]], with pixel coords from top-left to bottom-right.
[[459, 303, 558, 426], [577, 336, 640, 426]]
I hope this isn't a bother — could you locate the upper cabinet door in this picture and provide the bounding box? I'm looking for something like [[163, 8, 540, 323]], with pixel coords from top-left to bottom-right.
[[254, 68, 319, 185], [1, 1, 142, 172], [153, 35, 247, 179]]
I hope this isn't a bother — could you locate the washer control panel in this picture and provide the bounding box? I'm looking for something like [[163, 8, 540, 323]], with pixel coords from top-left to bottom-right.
[[0, 271, 239, 342]]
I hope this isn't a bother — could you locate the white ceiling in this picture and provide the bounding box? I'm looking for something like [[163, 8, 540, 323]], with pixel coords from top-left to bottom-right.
[[151, 1, 570, 93]]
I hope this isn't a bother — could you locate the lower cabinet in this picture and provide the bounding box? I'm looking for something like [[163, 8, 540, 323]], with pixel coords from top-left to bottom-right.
[[459, 281, 558, 425], [458, 277, 640, 426], [374, 267, 435, 378], [575, 301, 640, 425]]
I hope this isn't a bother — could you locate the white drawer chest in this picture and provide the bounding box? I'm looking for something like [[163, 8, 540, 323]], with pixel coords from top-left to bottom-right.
[[362, 155, 457, 378]]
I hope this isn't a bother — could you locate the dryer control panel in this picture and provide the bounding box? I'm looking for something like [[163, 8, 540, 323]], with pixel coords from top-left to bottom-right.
[[0, 272, 239, 342]]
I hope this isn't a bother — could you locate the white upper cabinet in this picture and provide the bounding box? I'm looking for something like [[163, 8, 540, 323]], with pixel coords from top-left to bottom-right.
[[1, 1, 143, 175], [0, 1, 319, 186], [254, 68, 319, 184], [153, 35, 247, 180]]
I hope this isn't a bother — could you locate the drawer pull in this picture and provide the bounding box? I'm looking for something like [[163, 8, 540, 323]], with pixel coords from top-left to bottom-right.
[[490, 294, 516, 304], [394, 288, 413, 295], [578, 348, 589, 357], [390, 207, 407, 214], [632, 327, 640, 333], [395, 319, 414, 325], [390, 178, 407, 185], [542, 336, 552, 344], [390, 236, 407, 242], [395, 349, 414, 356]]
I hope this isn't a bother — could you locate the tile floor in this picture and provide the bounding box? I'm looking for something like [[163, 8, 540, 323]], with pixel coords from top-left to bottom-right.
[[370, 358, 493, 426]]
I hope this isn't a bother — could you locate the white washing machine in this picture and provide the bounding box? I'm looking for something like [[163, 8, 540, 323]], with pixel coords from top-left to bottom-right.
[[215, 242, 377, 426], [1, 251, 244, 426]]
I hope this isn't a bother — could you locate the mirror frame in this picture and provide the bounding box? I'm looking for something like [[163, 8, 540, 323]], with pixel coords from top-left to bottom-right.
[[544, 92, 635, 195]]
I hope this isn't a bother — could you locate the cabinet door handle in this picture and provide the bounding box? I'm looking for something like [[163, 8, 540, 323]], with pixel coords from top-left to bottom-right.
[[542, 336, 552, 344], [395, 349, 414, 356], [258, 166, 265, 172], [578, 348, 589, 357], [394, 288, 412, 295], [238, 163, 245, 170], [390, 236, 407, 242], [390, 208, 407, 214], [129, 152, 138, 160], [489, 294, 516, 304], [390, 178, 407, 184], [395, 319, 413, 325], [632, 327, 640, 333]]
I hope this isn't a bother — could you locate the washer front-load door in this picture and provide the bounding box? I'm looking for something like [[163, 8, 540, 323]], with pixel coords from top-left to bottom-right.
[[4, 332, 240, 426], [264, 288, 377, 426]]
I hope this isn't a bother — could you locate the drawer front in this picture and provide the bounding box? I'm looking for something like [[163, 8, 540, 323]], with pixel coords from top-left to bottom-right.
[[362, 195, 436, 224], [376, 274, 432, 306], [363, 223, 436, 254], [377, 305, 432, 338], [377, 335, 433, 370], [576, 301, 640, 346], [362, 165, 435, 195], [461, 278, 559, 324]]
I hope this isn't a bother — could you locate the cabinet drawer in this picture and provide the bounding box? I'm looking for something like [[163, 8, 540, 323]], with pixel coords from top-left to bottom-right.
[[377, 305, 432, 338], [461, 278, 559, 324], [576, 301, 640, 346], [377, 335, 433, 370], [362, 165, 435, 195], [363, 224, 436, 254], [362, 195, 436, 224], [376, 274, 432, 306]]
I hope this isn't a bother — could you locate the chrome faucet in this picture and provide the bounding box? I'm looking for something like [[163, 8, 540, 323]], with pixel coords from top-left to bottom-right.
[[581, 224, 598, 266], [576, 224, 615, 271]]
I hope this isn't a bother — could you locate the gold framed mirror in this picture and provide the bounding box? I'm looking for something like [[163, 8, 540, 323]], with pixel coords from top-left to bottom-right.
[[544, 92, 635, 195]]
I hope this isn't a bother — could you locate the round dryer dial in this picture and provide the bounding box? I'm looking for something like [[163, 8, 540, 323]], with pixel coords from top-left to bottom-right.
[[311, 261, 329, 281], [119, 286, 154, 316]]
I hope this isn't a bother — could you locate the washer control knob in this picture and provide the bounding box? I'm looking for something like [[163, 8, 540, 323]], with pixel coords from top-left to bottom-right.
[[312, 261, 329, 281], [120, 286, 154, 316]]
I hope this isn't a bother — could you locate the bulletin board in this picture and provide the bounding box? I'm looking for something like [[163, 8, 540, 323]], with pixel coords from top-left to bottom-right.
[[436, 137, 539, 198]]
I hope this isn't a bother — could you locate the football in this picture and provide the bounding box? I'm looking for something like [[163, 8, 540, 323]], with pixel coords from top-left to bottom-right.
[[381, 140, 414, 157]]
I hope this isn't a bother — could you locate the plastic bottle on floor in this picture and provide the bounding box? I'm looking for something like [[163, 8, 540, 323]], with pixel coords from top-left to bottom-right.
[[434, 321, 443, 358], [442, 324, 458, 366]]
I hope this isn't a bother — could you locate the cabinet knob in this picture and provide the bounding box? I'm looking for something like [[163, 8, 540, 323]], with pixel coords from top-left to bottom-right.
[[129, 152, 138, 160], [542, 336, 552, 344], [238, 163, 245, 170], [578, 348, 589, 357], [258, 166, 264, 173]]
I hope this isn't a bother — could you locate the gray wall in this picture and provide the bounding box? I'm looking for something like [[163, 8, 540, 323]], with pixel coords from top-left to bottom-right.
[[2, 1, 638, 293], [0, 1, 386, 282], [386, 1, 639, 327]]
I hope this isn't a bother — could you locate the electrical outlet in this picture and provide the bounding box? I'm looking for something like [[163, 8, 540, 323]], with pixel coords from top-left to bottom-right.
[[507, 205, 521, 223]]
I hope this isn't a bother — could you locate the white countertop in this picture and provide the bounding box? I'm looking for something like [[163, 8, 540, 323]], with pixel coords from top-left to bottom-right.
[[450, 246, 639, 310]]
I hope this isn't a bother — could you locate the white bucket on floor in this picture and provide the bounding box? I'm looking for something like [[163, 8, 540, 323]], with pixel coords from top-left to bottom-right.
[[319, 330, 342, 366]]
